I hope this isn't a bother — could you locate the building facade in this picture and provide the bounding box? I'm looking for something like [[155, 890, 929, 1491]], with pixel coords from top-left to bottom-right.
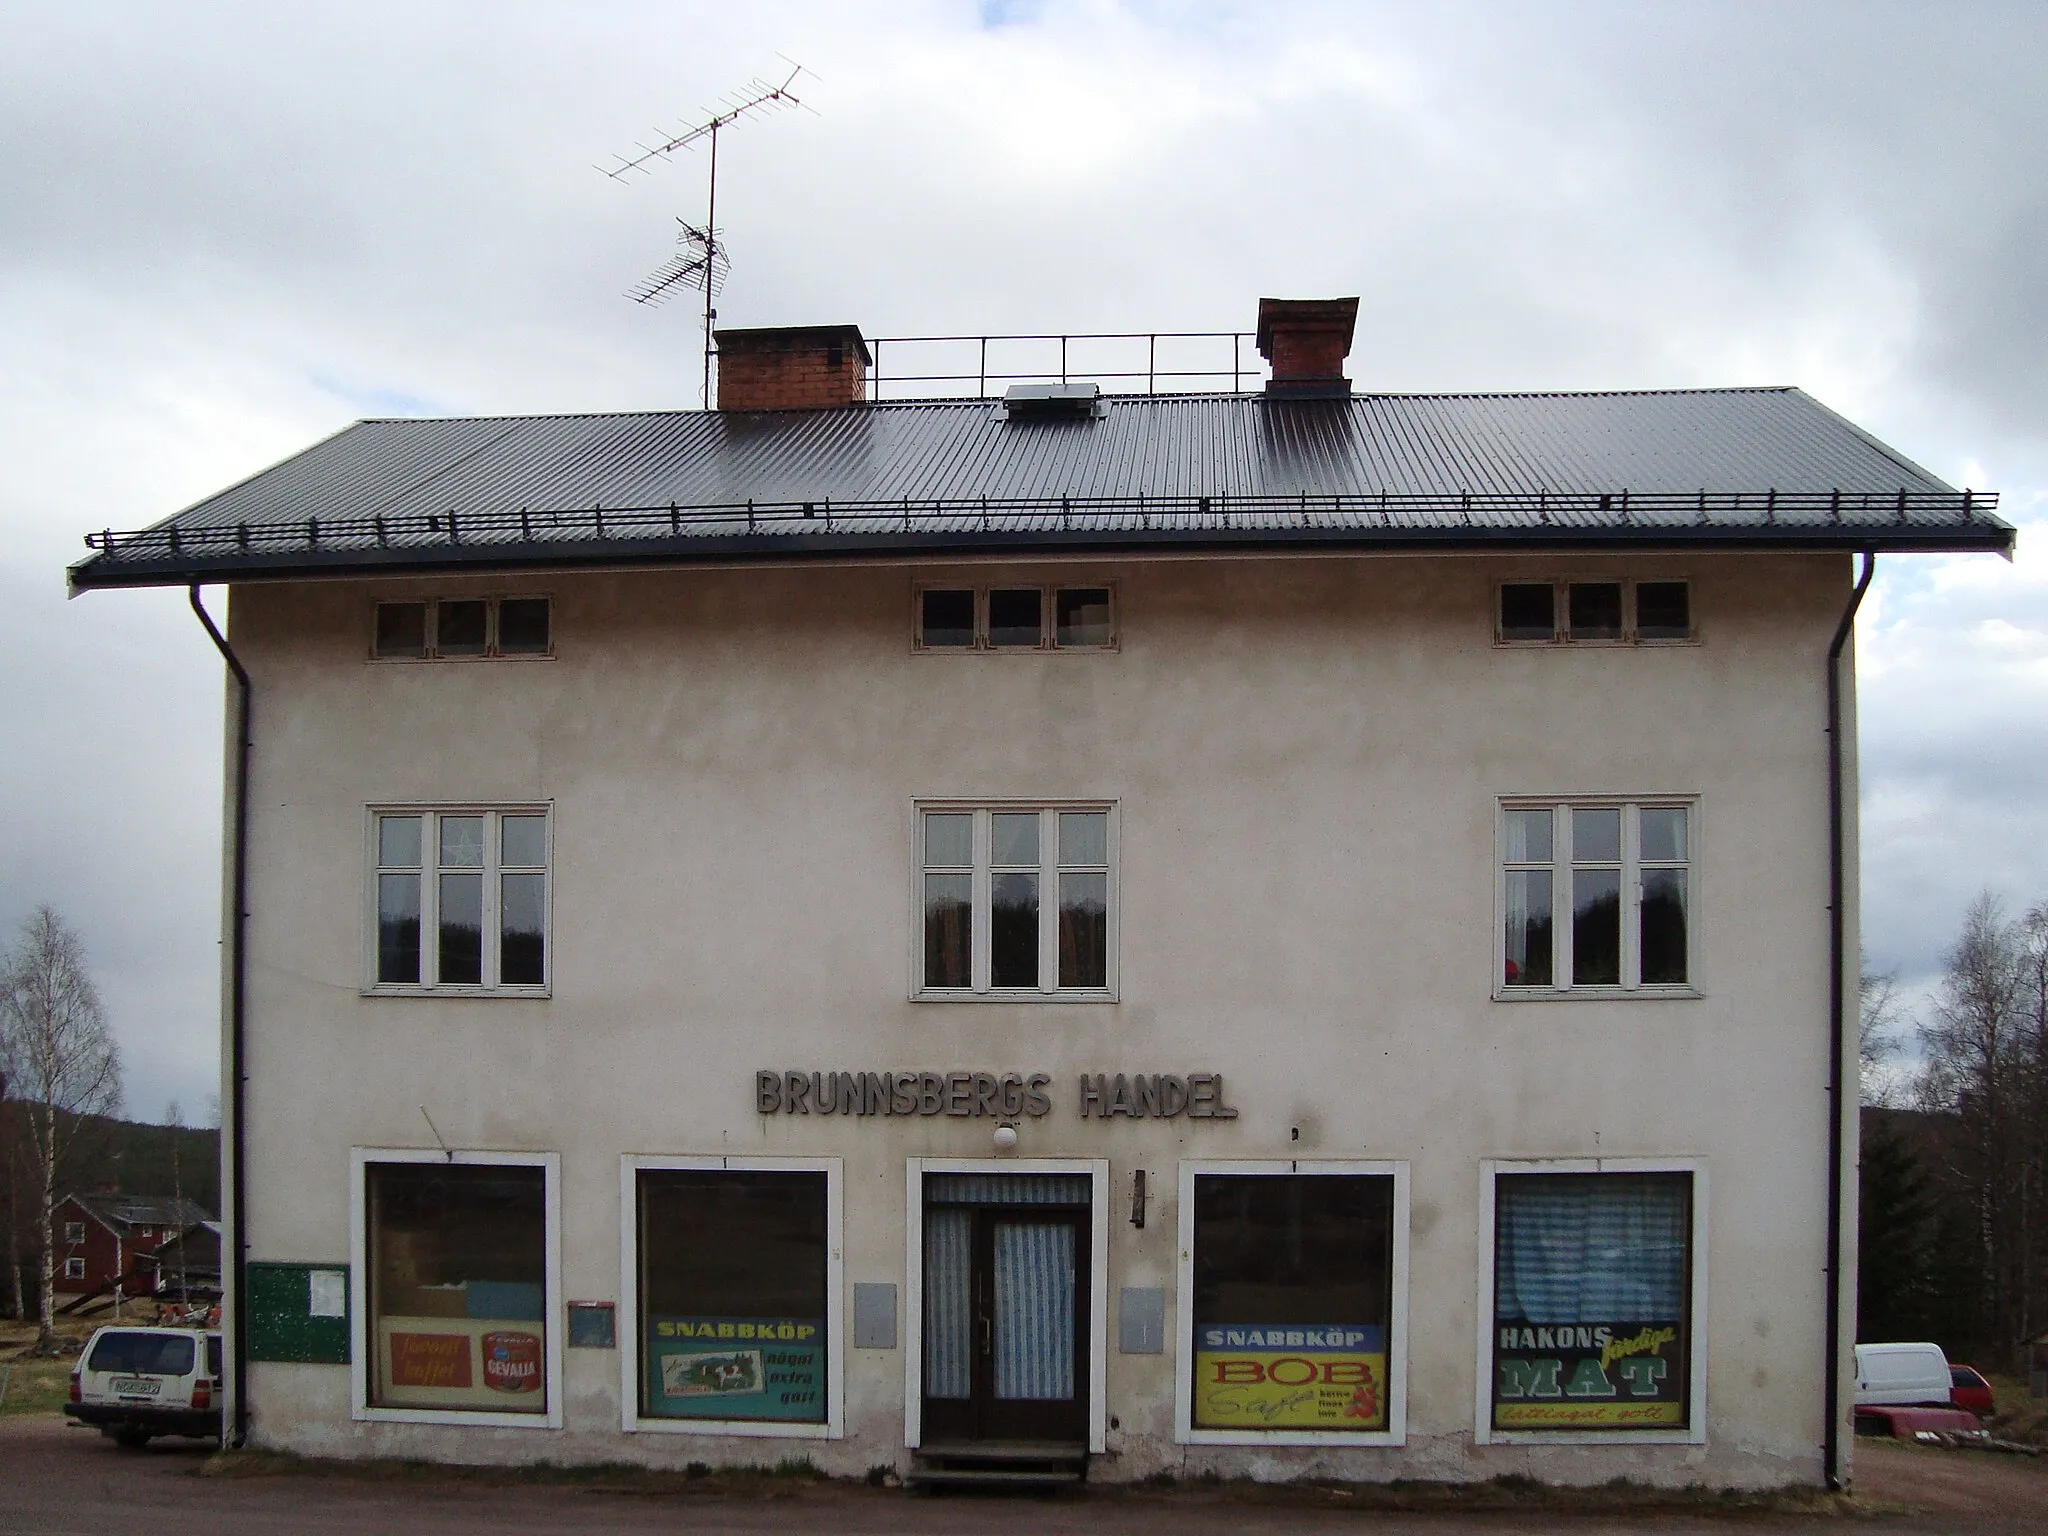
[[71, 300, 2010, 1487]]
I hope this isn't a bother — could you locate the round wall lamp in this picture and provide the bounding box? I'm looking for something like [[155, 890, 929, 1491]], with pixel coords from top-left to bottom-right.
[[992, 1123, 1019, 1152]]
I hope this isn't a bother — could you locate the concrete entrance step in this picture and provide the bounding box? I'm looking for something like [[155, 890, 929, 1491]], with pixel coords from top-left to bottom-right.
[[907, 1440, 1088, 1491]]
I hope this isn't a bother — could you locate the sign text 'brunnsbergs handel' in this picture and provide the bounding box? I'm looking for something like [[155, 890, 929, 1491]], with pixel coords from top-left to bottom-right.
[[754, 1071, 1238, 1120]]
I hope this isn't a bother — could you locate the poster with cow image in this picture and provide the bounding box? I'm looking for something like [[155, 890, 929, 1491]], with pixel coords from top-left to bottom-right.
[[644, 1316, 825, 1422], [1491, 1319, 1686, 1429]]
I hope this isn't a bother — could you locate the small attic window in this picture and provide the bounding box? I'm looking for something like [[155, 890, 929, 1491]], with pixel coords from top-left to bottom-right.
[[1636, 582, 1692, 640], [373, 597, 552, 660]]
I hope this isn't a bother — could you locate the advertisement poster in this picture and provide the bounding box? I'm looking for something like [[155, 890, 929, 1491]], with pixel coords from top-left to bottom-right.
[[644, 1316, 825, 1422], [1492, 1319, 1686, 1429], [1193, 1323, 1387, 1431], [376, 1316, 546, 1412]]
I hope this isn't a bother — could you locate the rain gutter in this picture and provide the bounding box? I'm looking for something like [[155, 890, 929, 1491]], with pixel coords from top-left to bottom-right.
[[1823, 550, 1875, 1490], [189, 585, 251, 1449]]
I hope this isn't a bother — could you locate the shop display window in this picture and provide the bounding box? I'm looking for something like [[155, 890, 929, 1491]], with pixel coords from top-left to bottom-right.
[[635, 1168, 830, 1425], [1188, 1171, 1396, 1434], [366, 1161, 548, 1414], [1489, 1170, 1693, 1433]]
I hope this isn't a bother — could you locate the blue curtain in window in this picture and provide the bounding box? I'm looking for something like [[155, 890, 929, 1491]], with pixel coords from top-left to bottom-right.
[[992, 1222, 1074, 1401], [1495, 1173, 1688, 1323], [927, 1174, 1089, 1206], [924, 1209, 972, 1398]]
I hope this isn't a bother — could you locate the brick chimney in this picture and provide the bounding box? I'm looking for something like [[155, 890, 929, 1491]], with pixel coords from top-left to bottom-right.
[[713, 324, 871, 411], [1255, 297, 1360, 399]]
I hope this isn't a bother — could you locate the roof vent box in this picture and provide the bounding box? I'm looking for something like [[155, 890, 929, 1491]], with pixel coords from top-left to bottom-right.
[[1001, 382, 1105, 421]]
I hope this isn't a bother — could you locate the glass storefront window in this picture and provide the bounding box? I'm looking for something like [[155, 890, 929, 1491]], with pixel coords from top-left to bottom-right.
[[1190, 1172, 1396, 1433], [636, 1169, 829, 1424], [367, 1161, 547, 1413], [1490, 1171, 1693, 1432]]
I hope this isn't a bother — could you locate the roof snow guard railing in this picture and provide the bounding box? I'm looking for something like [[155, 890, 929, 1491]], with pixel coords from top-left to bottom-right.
[[79, 487, 2004, 568]]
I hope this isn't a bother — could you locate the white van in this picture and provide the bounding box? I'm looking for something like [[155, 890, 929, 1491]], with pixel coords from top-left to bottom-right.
[[1853, 1341, 1954, 1408]]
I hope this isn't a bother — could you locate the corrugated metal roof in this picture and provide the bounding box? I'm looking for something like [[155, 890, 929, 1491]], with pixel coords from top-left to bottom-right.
[[70, 389, 2011, 589]]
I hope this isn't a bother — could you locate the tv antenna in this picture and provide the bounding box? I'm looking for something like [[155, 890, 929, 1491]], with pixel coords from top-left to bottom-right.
[[600, 60, 815, 408]]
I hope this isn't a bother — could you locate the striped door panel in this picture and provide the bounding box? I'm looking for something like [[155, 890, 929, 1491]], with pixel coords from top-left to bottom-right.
[[992, 1221, 1075, 1401], [923, 1207, 972, 1399]]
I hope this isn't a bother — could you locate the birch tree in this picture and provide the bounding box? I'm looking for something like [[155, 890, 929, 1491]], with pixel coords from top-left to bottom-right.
[[1917, 892, 2048, 1358], [0, 906, 122, 1353]]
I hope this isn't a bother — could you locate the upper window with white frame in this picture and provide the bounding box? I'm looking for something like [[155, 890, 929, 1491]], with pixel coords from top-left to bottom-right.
[[372, 808, 550, 993], [373, 597, 551, 660], [917, 804, 1113, 997], [916, 585, 1115, 651], [1500, 801, 1691, 994], [1496, 580, 1691, 645], [64, 1221, 86, 1243]]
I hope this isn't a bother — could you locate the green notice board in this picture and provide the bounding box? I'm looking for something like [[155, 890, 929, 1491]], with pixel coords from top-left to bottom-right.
[[247, 1261, 351, 1364]]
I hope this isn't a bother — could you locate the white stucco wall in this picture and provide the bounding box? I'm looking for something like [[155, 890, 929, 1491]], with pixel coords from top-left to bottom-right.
[[221, 549, 1857, 1486]]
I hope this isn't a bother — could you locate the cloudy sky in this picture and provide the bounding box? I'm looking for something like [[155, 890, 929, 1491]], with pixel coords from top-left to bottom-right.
[[3, 1, 2043, 1121]]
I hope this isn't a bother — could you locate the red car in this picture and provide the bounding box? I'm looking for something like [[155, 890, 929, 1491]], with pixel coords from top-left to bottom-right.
[[1949, 1363, 1996, 1417]]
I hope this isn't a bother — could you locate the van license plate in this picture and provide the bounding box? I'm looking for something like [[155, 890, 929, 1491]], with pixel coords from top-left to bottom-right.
[[111, 1378, 161, 1397]]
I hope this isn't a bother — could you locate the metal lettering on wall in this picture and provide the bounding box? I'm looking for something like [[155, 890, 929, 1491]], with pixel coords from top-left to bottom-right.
[[754, 1070, 1237, 1120]]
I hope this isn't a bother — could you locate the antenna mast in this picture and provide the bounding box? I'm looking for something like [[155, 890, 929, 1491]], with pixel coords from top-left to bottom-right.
[[601, 62, 813, 408]]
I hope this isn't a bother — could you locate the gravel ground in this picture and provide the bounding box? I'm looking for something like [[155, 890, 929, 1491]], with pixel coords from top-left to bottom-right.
[[5, 1415, 2046, 1535]]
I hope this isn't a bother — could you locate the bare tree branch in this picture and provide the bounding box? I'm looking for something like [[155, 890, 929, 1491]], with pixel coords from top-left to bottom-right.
[[0, 905, 122, 1353], [1859, 961, 1907, 1106]]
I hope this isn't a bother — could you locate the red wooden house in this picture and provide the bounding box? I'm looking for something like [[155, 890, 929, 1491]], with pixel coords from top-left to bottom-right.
[[53, 1194, 212, 1300]]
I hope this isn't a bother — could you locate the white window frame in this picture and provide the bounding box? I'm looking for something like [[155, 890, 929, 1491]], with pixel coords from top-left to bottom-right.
[[911, 800, 1118, 1001], [1473, 1157, 1709, 1447], [912, 583, 1119, 653], [1495, 797, 1699, 1000], [617, 1154, 845, 1440], [65, 1256, 86, 1279], [370, 595, 555, 662], [349, 1147, 564, 1429], [902, 1157, 1110, 1454], [1493, 578, 1696, 647], [64, 1220, 86, 1244], [365, 805, 553, 997], [1173, 1159, 1411, 1448]]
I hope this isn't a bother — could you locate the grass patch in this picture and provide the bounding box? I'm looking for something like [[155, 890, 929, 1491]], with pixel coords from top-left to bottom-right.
[[0, 1355, 75, 1418], [1985, 1371, 2048, 1447], [1, 1319, 89, 1420]]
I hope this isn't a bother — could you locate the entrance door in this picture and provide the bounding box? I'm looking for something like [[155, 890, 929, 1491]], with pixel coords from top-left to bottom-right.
[[922, 1176, 1090, 1444]]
